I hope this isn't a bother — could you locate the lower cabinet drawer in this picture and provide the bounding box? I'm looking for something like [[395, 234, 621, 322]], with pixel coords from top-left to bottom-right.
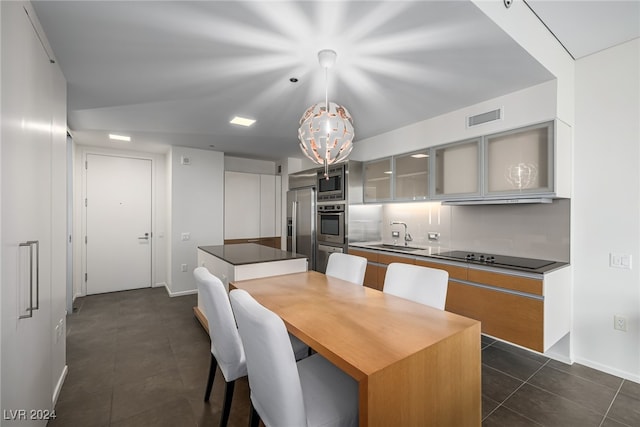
[[445, 281, 544, 352], [415, 259, 467, 281]]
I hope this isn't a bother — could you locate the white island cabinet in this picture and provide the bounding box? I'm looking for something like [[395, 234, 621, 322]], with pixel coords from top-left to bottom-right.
[[195, 243, 307, 329]]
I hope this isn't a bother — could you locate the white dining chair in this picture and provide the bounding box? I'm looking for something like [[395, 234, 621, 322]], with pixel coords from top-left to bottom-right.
[[325, 252, 368, 286], [229, 289, 359, 427], [383, 262, 449, 310], [194, 267, 308, 427]]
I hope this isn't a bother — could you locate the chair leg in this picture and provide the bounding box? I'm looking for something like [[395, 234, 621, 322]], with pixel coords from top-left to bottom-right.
[[219, 380, 235, 427], [204, 353, 218, 402], [249, 402, 260, 427]]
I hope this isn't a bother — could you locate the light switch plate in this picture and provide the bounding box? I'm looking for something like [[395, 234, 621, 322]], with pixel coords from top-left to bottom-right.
[[610, 253, 632, 269]]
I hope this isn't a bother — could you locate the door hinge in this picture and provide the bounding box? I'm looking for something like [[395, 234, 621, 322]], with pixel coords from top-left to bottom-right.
[[85, 160, 88, 170], [84, 273, 87, 282], [85, 236, 87, 244], [85, 198, 87, 207]]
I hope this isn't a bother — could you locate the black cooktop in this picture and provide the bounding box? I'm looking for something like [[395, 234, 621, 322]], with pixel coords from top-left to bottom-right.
[[434, 250, 556, 270]]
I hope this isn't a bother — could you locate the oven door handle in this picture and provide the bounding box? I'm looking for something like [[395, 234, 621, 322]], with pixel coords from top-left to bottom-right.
[[318, 244, 344, 254]]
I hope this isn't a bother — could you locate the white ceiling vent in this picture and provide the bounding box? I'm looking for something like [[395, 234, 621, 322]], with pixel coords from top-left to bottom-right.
[[467, 108, 502, 127]]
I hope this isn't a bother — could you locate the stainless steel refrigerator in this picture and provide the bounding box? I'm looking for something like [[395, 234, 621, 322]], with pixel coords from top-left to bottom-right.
[[287, 187, 316, 271]]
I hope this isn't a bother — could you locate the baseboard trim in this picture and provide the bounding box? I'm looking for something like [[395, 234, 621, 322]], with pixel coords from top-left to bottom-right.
[[573, 356, 640, 383], [153, 281, 167, 288], [163, 284, 198, 298], [52, 365, 68, 406]]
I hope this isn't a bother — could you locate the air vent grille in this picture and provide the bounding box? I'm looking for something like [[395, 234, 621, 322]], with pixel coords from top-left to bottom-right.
[[467, 108, 502, 127]]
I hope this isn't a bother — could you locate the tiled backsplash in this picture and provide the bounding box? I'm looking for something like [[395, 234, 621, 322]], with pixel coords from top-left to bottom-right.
[[349, 199, 570, 261]]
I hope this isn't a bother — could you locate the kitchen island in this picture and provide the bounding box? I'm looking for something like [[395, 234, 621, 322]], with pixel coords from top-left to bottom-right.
[[195, 243, 308, 330]]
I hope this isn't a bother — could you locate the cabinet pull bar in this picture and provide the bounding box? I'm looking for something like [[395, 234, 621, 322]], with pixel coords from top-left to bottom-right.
[[18, 241, 36, 319], [27, 240, 40, 310]]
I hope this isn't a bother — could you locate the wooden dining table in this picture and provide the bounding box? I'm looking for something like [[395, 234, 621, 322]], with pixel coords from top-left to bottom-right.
[[230, 270, 481, 427]]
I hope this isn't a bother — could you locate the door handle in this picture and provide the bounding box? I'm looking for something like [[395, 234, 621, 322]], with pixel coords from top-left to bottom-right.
[[138, 233, 150, 240], [18, 240, 39, 319]]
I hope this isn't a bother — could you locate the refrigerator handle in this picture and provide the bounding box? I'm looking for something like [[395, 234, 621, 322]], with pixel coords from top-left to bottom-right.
[[291, 201, 297, 254]]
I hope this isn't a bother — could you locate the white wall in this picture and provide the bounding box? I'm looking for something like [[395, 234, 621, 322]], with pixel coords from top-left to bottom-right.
[[351, 80, 557, 161], [471, 0, 575, 123], [573, 39, 640, 381], [168, 146, 224, 295], [225, 155, 276, 174]]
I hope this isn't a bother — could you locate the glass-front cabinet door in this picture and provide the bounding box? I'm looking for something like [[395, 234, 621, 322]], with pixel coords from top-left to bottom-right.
[[364, 157, 392, 202], [433, 138, 481, 199], [394, 150, 429, 201], [484, 121, 553, 196]]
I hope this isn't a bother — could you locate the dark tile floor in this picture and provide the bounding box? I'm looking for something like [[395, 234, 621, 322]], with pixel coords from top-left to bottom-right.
[[50, 287, 640, 427]]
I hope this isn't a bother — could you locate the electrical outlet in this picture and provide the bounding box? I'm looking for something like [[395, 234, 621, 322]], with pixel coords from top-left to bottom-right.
[[428, 232, 440, 241], [391, 231, 400, 238], [181, 263, 187, 272], [614, 315, 627, 332], [181, 232, 190, 241]]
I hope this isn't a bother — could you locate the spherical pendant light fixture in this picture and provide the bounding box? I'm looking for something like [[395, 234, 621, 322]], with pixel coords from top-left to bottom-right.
[[298, 49, 354, 178]]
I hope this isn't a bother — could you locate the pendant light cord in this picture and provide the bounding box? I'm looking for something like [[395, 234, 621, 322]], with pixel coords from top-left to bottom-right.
[[323, 66, 329, 179]]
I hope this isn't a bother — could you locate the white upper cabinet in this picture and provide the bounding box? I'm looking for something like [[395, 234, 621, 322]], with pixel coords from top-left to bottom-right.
[[484, 121, 553, 197], [364, 158, 392, 202], [394, 150, 430, 201], [362, 119, 571, 204], [224, 171, 282, 240], [225, 172, 261, 239], [434, 120, 570, 201], [259, 174, 276, 238], [433, 139, 482, 200]]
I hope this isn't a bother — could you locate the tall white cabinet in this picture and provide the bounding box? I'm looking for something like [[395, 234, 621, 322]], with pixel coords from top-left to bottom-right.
[[1, 2, 67, 423], [224, 171, 281, 246]]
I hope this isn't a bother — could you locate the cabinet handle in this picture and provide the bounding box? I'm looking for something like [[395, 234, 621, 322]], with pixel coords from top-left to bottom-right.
[[18, 240, 39, 319]]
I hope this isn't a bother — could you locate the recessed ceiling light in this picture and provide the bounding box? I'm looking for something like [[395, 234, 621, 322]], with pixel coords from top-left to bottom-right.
[[109, 133, 131, 142], [230, 116, 256, 127], [411, 153, 429, 158]]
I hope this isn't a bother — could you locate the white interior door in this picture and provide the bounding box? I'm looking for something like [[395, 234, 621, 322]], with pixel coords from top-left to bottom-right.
[[85, 154, 152, 294]]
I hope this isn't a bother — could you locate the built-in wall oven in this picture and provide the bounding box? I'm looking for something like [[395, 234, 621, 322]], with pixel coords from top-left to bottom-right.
[[317, 203, 345, 245], [316, 203, 346, 273]]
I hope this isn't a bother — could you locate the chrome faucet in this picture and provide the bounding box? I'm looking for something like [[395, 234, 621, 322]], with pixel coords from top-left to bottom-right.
[[390, 221, 413, 246]]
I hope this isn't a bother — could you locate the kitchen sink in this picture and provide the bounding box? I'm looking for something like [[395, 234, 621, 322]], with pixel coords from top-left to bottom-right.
[[366, 244, 423, 252]]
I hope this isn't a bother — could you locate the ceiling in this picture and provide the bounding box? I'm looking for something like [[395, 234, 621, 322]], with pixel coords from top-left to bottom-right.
[[32, 1, 639, 161]]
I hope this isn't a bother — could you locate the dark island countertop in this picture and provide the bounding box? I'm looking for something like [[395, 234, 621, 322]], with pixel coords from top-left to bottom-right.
[[198, 243, 307, 266]]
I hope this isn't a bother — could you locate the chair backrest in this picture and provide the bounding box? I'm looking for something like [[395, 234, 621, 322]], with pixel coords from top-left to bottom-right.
[[383, 263, 449, 310], [193, 267, 247, 381], [229, 289, 307, 427], [325, 252, 368, 286]]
